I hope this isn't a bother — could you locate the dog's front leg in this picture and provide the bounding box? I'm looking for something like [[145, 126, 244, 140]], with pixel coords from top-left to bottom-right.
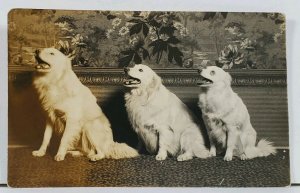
[[144, 122, 171, 161], [155, 126, 173, 161], [203, 117, 217, 157], [55, 119, 80, 161], [208, 133, 217, 157], [224, 125, 239, 161], [206, 119, 217, 157], [32, 120, 53, 157]]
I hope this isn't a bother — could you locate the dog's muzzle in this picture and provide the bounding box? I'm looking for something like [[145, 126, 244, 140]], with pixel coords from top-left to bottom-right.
[[123, 75, 141, 86], [197, 76, 213, 86], [34, 50, 51, 70], [123, 67, 141, 86], [196, 68, 213, 86]]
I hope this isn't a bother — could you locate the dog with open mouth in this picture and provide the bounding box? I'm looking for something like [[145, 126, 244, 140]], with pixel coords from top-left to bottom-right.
[[197, 66, 276, 161], [32, 48, 138, 161], [124, 64, 210, 161]]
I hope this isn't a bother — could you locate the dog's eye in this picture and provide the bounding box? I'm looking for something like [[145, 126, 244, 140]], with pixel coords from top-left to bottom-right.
[[139, 69, 143, 72], [50, 52, 54, 55], [210, 70, 215, 76]]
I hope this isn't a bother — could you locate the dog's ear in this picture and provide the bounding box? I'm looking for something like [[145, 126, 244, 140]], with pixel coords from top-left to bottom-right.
[[145, 73, 162, 101], [224, 72, 232, 86], [55, 40, 70, 55], [67, 49, 76, 60]]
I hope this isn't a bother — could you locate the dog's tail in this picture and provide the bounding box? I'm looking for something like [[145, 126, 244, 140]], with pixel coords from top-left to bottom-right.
[[81, 124, 139, 160], [245, 139, 276, 159], [192, 143, 210, 159], [106, 142, 139, 159]]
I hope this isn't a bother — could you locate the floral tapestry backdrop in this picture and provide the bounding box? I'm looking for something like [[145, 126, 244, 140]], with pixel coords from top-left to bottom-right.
[[8, 9, 286, 69]]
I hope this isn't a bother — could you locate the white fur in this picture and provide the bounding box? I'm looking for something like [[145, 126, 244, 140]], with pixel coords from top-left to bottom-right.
[[197, 66, 276, 161], [32, 48, 138, 161], [124, 64, 210, 161]]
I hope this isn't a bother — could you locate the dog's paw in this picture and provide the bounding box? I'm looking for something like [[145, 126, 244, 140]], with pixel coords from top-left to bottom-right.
[[54, 154, 65, 161], [155, 152, 167, 161], [224, 150, 233, 161], [209, 149, 216, 157], [240, 154, 248, 161], [88, 153, 105, 161], [177, 153, 193, 161], [223, 155, 233, 161], [32, 150, 46, 157]]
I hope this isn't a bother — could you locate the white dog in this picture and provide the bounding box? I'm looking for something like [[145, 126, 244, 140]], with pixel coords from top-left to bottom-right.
[[197, 66, 276, 161], [32, 48, 138, 161], [124, 64, 210, 161]]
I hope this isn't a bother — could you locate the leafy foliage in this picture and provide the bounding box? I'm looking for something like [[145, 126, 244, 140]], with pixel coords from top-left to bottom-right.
[[8, 10, 286, 69], [116, 12, 185, 67], [118, 39, 150, 66]]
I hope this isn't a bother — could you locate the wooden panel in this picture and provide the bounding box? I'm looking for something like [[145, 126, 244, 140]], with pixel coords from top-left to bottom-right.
[[8, 67, 289, 148], [86, 85, 289, 147]]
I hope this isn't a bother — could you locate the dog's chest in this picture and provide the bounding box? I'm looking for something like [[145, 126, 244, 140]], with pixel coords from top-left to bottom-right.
[[125, 96, 161, 127], [199, 93, 221, 114], [205, 115, 227, 145], [38, 85, 66, 108], [35, 83, 73, 132], [199, 92, 228, 134], [125, 94, 159, 153]]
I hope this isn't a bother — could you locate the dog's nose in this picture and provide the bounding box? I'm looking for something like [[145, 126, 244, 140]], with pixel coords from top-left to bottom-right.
[[35, 49, 40, 56], [128, 63, 135, 67], [197, 66, 206, 73], [124, 67, 130, 73]]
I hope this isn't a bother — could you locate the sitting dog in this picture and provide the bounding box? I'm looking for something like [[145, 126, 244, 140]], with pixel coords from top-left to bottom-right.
[[124, 64, 210, 161], [32, 48, 138, 161], [197, 66, 276, 161]]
